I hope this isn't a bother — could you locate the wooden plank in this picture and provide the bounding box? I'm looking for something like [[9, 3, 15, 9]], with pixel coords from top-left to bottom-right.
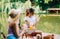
[[47, 8, 60, 10]]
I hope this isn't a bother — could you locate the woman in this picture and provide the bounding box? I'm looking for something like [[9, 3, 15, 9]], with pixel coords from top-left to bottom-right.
[[8, 9, 20, 27], [7, 9, 21, 39], [7, 22, 20, 39]]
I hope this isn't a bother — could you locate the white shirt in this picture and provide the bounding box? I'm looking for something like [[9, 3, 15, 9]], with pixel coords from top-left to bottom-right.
[[25, 16, 36, 26]]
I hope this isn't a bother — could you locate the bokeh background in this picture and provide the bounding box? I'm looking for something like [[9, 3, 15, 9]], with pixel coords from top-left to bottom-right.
[[0, 0, 60, 39]]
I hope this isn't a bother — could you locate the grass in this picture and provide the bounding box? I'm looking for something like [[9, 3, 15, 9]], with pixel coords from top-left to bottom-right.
[[0, 13, 60, 39], [36, 16, 60, 34], [0, 13, 8, 39]]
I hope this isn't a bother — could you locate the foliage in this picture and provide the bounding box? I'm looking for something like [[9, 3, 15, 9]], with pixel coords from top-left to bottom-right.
[[0, 7, 2, 12], [11, 3, 17, 9], [10, 0, 18, 2], [10, 0, 26, 3], [19, 0, 26, 3], [0, 0, 1, 1], [0, 0, 60, 12], [38, 0, 60, 10]]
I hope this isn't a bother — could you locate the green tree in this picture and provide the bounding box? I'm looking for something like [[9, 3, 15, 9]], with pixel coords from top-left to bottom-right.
[[0, 7, 2, 12], [0, 0, 1, 1], [19, 0, 26, 3], [10, 0, 18, 2], [11, 3, 17, 9], [38, 0, 44, 10], [48, 0, 60, 8]]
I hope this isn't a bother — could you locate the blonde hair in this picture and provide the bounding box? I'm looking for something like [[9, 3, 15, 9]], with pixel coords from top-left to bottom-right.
[[8, 9, 18, 18], [8, 9, 15, 15]]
